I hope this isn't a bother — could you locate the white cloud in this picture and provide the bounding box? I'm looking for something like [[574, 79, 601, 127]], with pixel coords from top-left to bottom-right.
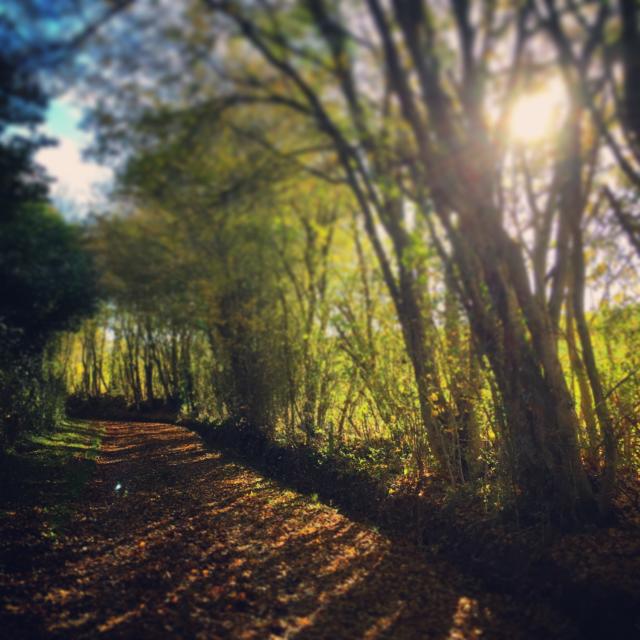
[[36, 136, 112, 213], [34, 93, 114, 217]]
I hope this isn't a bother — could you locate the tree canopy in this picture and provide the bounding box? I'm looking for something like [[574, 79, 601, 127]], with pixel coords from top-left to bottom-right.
[[7, 0, 640, 525]]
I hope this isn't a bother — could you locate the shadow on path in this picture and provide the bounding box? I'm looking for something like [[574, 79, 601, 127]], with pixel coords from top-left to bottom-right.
[[1, 421, 579, 639]]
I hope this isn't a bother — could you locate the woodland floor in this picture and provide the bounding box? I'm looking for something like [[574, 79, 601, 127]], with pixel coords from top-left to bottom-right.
[[0, 421, 590, 639]]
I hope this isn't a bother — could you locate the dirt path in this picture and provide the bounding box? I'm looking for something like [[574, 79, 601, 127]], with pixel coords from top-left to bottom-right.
[[1, 421, 579, 639]]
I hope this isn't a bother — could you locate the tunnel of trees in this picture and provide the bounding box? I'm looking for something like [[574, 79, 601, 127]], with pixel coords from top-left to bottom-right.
[[3, 0, 640, 531]]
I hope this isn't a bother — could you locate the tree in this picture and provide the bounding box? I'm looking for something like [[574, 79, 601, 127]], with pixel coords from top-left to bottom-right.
[[54, 0, 640, 523], [0, 33, 97, 447]]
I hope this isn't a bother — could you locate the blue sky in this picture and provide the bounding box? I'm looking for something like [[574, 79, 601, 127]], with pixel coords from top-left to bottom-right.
[[46, 99, 85, 142], [36, 95, 113, 216], [2, 0, 113, 215]]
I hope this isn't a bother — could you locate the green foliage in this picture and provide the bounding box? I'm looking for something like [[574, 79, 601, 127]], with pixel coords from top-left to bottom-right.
[[0, 418, 103, 537], [0, 45, 49, 213], [0, 43, 97, 448], [0, 353, 65, 449], [0, 203, 97, 447], [52, 0, 640, 522], [0, 204, 97, 353]]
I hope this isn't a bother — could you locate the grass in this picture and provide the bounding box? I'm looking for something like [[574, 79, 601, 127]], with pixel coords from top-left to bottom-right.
[[0, 419, 104, 538]]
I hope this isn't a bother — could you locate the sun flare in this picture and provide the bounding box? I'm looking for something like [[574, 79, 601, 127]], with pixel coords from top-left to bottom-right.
[[508, 79, 568, 144]]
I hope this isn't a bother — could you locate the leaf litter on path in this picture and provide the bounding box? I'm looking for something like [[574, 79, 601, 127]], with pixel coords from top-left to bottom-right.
[[0, 421, 580, 639]]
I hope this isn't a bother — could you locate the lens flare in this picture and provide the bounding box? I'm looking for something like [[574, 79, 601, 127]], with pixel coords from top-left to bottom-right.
[[508, 79, 568, 144]]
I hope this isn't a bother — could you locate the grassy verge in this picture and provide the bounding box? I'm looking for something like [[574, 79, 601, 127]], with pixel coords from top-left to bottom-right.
[[0, 419, 104, 540]]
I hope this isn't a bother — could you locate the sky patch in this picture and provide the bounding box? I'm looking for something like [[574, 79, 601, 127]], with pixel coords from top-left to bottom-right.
[[36, 94, 112, 217]]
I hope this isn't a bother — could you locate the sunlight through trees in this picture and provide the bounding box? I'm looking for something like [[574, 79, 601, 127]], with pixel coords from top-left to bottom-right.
[[4, 0, 640, 527]]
